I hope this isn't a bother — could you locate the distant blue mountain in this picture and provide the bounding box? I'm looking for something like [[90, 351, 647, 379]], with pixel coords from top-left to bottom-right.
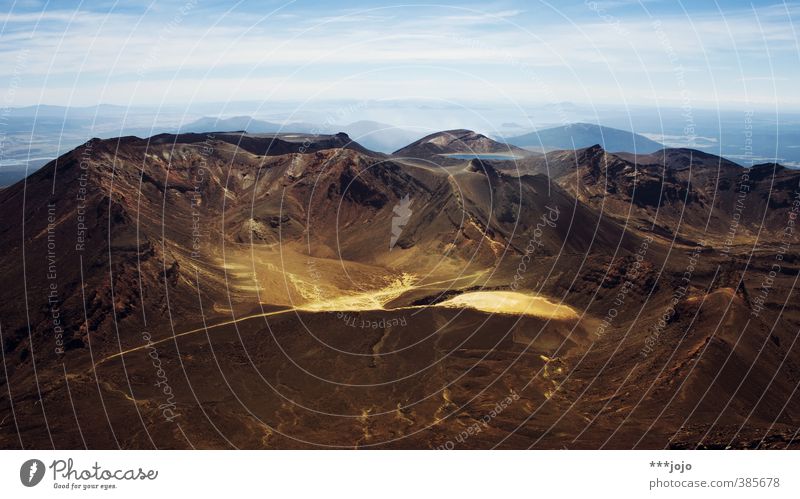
[[506, 122, 664, 153], [179, 116, 316, 134]]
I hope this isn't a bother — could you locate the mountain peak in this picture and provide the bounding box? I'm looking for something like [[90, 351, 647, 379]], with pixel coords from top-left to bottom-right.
[[392, 129, 527, 161], [577, 143, 606, 161], [464, 158, 499, 176]]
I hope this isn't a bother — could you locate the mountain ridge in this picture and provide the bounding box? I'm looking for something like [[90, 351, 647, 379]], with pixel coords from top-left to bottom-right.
[[2, 129, 800, 450]]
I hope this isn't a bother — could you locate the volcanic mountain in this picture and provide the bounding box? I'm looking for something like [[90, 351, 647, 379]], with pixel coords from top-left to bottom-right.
[[1, 130, 799, 450], [506, 122, 664, 154], [392, 129, 531, 163], [505, 144, 799, 244]]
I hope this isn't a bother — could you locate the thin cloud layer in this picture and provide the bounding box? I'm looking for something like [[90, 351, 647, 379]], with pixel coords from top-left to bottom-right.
[[0, 0, 798, 108]]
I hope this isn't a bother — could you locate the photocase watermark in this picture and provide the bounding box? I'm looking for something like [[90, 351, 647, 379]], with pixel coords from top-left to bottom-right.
[[44, 200, 66, 355], [0, 48, 28, 162], [336, 313, 407, 329], [585, 1, 631, 37], [304, 259, 411, 330], [20, 457, 159, 490], [188, 135, 214, 260], [510, 205, 559, 291], [390, 194, 413, 250], [641, 242, 703, 357], [652, 20, 696, 148], [743, 110, 755, 166], [137, 0, 198, 77], [717, 111, 754, 257], [595, 234, 653, 340], [751, 179, 800, 318], [436, 389, 520, 449], [720, 170, 751, 256], [74, 139, 95, 253], [20, 459, 46, 487], [141, 331, 181, 423]]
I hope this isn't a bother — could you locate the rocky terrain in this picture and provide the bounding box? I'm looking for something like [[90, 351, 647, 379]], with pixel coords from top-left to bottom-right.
[[1, 129, 799, 449]]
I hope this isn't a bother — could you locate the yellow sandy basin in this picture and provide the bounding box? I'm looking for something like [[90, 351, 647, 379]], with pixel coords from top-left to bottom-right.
[[437, 291, 578, 320], [297, 273, 417, 312]]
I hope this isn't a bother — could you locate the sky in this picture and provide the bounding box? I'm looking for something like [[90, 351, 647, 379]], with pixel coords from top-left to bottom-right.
[[1, 0, 799, 115]]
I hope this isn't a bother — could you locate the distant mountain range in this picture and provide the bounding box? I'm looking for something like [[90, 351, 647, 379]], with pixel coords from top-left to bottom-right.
[[179, 117, 424, 154], [506, 122, 664, 153], [179, 115, 300, 134], [179, 120, 662, 156], [3, 109, 797, 189]]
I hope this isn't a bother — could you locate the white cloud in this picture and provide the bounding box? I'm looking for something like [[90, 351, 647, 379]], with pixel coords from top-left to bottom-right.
[[0, 2, 797, 108]]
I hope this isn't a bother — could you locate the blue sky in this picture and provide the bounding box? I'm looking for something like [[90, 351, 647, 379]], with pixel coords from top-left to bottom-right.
[[1, 0, 798, 111]]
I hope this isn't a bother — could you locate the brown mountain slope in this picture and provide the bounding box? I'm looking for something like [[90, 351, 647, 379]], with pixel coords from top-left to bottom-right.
[[504, 145, 800, 245], [1, 132, 800, 450]]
